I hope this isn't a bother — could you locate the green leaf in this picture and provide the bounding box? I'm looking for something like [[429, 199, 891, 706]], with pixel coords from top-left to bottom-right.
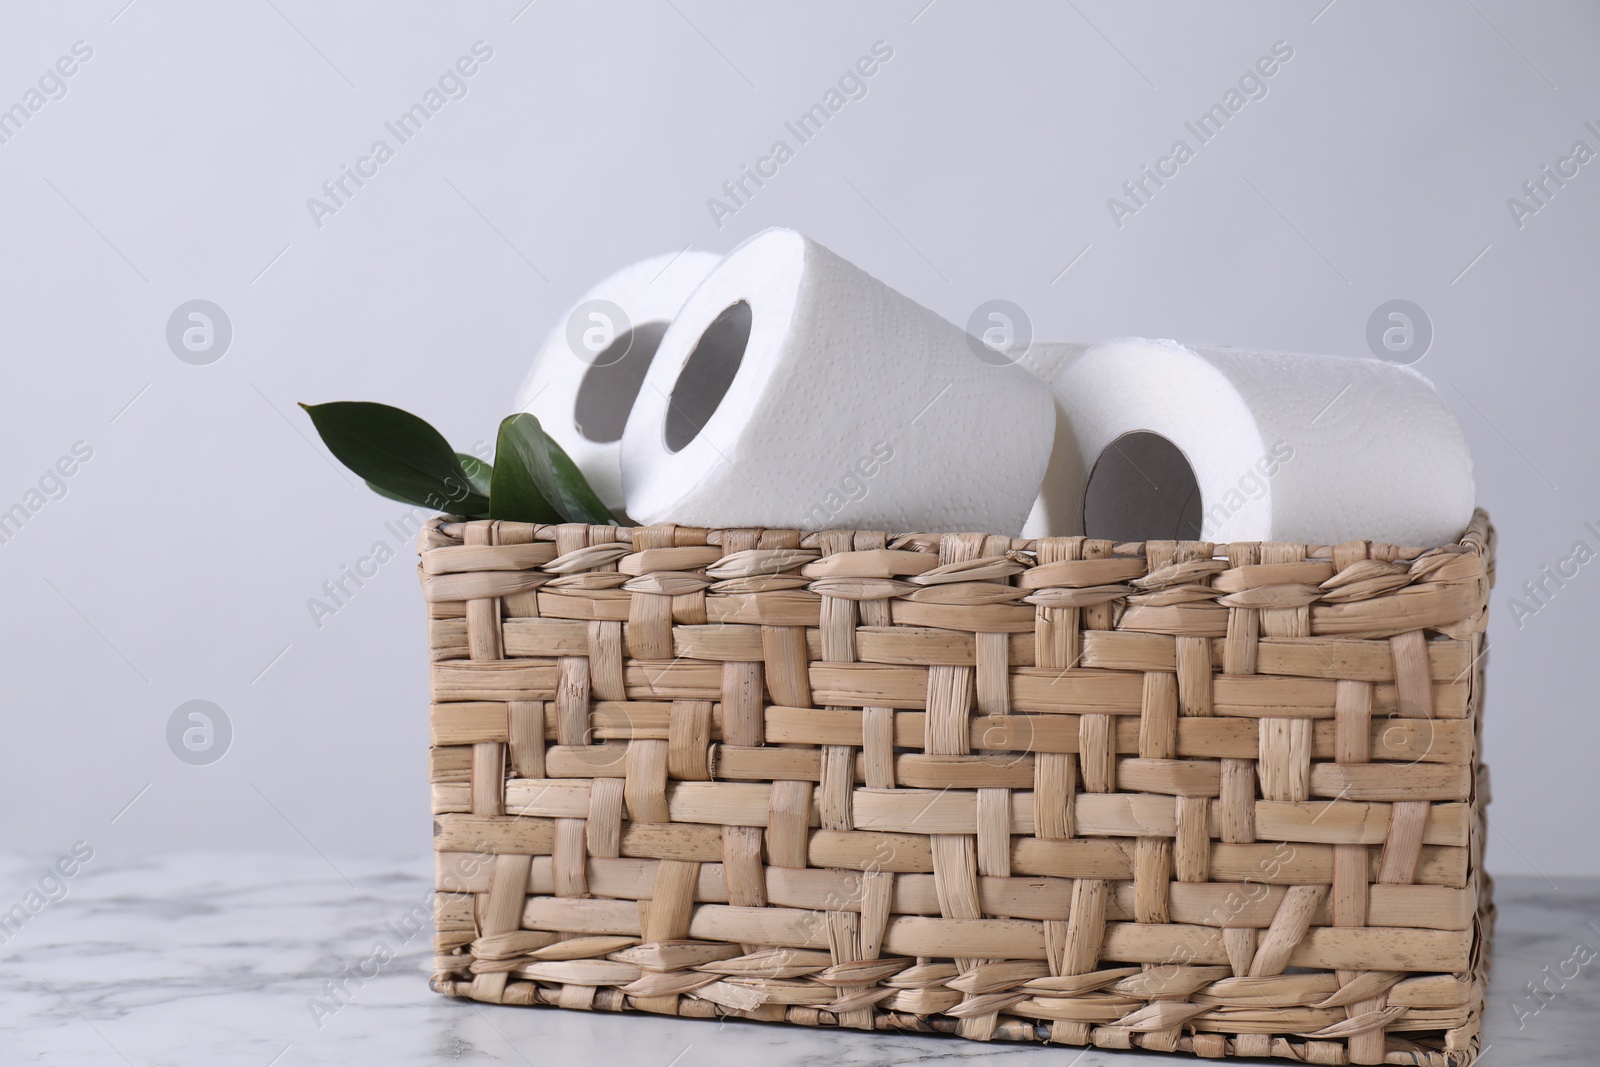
[[364, 480, 427, 507], [456, 453, 493, 498], [487, 415, 560, 524], [491, 413, 615, 525], [300, 401, 490, 517]]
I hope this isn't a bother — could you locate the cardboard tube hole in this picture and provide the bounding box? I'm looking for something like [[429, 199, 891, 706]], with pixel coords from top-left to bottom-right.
[[665, 301, 751, 454], [1082, 431, 1203, 541], [574, 321, 669, 444]]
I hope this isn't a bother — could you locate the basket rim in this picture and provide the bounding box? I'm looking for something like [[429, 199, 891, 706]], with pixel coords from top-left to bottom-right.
[[430, 507, 1493, 564]]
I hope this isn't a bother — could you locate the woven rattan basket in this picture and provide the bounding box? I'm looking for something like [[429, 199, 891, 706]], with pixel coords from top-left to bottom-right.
[[422, 509, 1493, 1066]]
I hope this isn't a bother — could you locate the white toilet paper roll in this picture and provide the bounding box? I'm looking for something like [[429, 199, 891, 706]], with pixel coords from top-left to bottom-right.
[[1015, 341, 1093, 385], [1014, 342, 1094, 539], [619, 229, 1055, 534], [515, 250, 721, 512], [1027, 338, 1475, 546]]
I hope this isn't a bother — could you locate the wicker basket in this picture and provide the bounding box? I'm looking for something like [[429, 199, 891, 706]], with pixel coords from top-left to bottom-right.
[[422, 510, 1493, 1066]]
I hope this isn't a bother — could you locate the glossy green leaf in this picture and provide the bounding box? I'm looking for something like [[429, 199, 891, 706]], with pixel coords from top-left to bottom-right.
[[364, 480, 426, 507], [491, 413, 615, 525], [300, 401, 490, 517], [456, 453, 494, 498]]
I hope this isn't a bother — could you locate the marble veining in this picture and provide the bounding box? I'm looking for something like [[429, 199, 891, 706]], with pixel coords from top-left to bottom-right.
[[2, 854, 1594, 1065]]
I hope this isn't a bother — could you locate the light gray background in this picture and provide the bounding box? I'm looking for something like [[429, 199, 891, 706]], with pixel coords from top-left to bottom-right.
[[1, 0, 1594, 880]]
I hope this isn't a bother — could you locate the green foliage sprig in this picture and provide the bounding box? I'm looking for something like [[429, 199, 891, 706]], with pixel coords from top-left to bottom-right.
[[301, 401, 618, 524]]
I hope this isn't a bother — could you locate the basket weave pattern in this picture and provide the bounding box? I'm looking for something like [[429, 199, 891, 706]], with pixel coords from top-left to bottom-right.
[[423, 510, 1493, 1066]]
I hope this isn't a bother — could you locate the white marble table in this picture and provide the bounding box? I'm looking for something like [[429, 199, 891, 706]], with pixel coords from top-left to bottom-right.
[[3, 854, 1594, 1065]]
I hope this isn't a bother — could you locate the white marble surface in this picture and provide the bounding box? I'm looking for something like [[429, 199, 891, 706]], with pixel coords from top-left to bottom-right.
[[3, 854, 1595, 1066]]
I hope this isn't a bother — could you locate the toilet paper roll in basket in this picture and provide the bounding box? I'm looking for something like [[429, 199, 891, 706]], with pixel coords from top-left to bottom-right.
[[1015, 340, 1093, 385], [619, 228, 1055, 533], [1025, 337, 1475, 547], [1011, 341, 1092, 537], [515, 250, 721, 512]]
